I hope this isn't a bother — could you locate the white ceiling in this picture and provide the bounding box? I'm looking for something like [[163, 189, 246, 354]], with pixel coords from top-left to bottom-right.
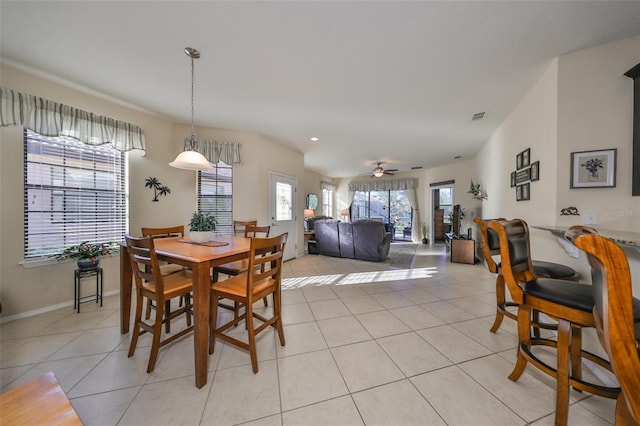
[[2, 1, 640, 178]]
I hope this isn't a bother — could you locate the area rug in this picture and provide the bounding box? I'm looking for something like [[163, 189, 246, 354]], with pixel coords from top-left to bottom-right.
[[383, 242, 418, 268]]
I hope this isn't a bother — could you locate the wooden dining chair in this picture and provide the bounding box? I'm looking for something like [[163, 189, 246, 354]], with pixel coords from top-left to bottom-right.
[[474, 217, 576, 334], [233, 220, 257, 237], [125, 234, 194, 373], [141, 225, 190, 331], [489, 219, 619, 426], [213, 225, 271, 322], [209, 233, 287, 373], [569, 228, 640, 426], [212, 225, 271, 282]]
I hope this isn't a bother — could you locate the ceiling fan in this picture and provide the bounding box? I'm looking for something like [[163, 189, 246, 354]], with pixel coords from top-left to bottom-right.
[[371, 162, 398, 178]]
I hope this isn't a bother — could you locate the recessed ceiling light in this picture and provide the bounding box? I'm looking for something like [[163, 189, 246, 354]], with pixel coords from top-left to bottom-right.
[[310, 137, 319, 142]]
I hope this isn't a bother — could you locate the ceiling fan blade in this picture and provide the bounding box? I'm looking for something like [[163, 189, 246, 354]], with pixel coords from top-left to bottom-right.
[[386, 168, 398, 172]]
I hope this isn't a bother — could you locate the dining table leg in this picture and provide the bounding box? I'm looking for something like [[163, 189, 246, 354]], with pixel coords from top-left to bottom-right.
[[120, 246, 132, 334], [192, 263, 211, 388]]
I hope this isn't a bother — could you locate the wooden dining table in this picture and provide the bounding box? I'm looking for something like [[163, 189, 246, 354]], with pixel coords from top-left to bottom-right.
[[119, 235, 251, 388]]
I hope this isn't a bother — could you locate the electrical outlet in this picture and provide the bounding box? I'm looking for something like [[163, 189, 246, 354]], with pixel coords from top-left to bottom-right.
[[583, 211, 597, 225]]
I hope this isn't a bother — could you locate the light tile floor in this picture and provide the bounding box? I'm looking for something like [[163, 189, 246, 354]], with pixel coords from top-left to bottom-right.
[[0, 244, 616, 425]]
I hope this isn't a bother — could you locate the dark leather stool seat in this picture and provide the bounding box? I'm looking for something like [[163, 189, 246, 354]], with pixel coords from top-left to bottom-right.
[[525, 278, 640, 319], [531, 261, 576, 280]]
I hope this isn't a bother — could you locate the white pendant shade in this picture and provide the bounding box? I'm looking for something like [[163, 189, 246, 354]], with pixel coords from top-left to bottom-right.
[[169, 47, 213, 172], [168, 150, 214, 171]]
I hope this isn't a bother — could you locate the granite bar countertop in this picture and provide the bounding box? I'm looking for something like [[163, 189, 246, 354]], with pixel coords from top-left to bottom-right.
[[533, 225, 640, 248]]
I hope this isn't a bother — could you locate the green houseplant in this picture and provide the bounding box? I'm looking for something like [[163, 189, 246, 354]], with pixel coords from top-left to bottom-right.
[[188, 212, 217, 243], [56, 241, 119, 269]]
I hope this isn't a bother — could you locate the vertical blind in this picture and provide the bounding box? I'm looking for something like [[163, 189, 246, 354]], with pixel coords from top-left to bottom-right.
[[197, 162, 233, 236], [24, 129, 127, 259]]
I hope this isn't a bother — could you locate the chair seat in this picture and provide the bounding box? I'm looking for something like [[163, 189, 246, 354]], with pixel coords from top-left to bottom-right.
[[143, 270, 193, 298], [531, 260, 576, 279], [212, 273, 275, 298], [523, 279, 594, 312], [159, 263, 187, 276], [525, 278, 640, 321], [496, 260, 576, 279]]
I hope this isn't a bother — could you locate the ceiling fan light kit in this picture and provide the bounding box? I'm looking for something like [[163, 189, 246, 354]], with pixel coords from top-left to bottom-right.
[[371, 162, 398, 178]]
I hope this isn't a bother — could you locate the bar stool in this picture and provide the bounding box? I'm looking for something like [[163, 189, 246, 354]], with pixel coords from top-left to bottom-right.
[[489, 219, 619, 426], [474, 217, 576, 334]]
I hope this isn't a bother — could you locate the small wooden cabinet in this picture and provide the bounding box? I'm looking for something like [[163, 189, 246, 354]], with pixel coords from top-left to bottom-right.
[[451, 239, 476, 264], [434, 209, 445, 241]]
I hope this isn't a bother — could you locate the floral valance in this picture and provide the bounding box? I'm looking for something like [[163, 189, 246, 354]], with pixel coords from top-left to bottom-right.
[[186, 139, 242, 164], [0, 87, 146, 152], [349, 178, 417, 192], [321, 180, 336, 191]]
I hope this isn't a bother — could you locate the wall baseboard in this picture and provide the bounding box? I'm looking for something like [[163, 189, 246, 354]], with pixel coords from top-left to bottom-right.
[[0, 289, 120, 324]]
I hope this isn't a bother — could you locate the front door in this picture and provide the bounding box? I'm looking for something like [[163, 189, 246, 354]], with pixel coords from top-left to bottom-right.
[[268, 172, 297, 261]]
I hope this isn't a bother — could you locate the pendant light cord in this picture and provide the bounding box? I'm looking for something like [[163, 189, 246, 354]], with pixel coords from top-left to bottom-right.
[[189, 53, 196, 149]]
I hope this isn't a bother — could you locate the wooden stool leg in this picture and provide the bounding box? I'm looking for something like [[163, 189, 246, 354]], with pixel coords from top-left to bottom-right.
[[509, 305, 531, 382], [490, 275, 506, 333], [555, 319, 571, 426]]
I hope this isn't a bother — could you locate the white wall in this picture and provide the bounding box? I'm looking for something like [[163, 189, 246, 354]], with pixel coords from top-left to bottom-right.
[[0, 64, 306, 319], [476, 35, 640, 289], [303, 169, 335, 217]]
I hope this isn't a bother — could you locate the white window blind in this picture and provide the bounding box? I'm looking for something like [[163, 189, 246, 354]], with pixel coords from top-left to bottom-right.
[[198, 162, 233, 235], [24, 129, 127, 259]]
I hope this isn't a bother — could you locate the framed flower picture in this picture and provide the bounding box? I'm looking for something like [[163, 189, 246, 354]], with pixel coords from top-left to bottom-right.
[[570, 149, 617, 188]]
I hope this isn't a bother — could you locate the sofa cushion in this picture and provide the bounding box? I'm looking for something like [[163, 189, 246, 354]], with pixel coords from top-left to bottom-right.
[[314, 219, 341, 257], [352, 220, 391, 261], [338, 222, 355, 258]]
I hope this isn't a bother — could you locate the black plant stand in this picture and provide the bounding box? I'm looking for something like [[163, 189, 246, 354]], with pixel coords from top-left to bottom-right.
[[74, 267, 103, 313]]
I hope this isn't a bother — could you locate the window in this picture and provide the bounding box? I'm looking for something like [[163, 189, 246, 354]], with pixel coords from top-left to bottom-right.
[[198, 162, 233, 235], [275, 182, 293, 221], [352, 189, 412, 239], [24, 129, 127, 260], [322, 188, 333, 217], [438, 187, 453, 223]]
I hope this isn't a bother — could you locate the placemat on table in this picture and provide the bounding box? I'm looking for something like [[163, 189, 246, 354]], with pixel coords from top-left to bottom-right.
[[177, 238, 229, 247]]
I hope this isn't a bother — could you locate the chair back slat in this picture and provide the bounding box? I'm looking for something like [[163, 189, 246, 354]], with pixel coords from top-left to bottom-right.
[[569, 227, 640, 423], [244, 225, 270, 238], [246, 233, 287, 299], [141, 225, 184, 239], [125, 235, 165, 294], [234, 220, 258, 237]]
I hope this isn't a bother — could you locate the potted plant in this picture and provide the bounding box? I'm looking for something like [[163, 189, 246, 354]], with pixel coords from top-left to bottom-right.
[[55, 241, 119, 269], [189, 212, 217, 243]]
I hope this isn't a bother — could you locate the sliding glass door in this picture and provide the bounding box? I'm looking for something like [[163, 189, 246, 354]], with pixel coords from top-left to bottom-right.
[[352, 190, 412, 240]]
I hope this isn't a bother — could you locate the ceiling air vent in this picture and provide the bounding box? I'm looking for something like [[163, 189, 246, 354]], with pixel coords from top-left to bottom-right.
[[472, 112, 486, 121], [411, 166, 423, 170]]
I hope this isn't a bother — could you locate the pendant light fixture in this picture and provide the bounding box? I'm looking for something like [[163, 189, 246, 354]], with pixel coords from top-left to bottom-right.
[[169, 47, 213, 171]]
